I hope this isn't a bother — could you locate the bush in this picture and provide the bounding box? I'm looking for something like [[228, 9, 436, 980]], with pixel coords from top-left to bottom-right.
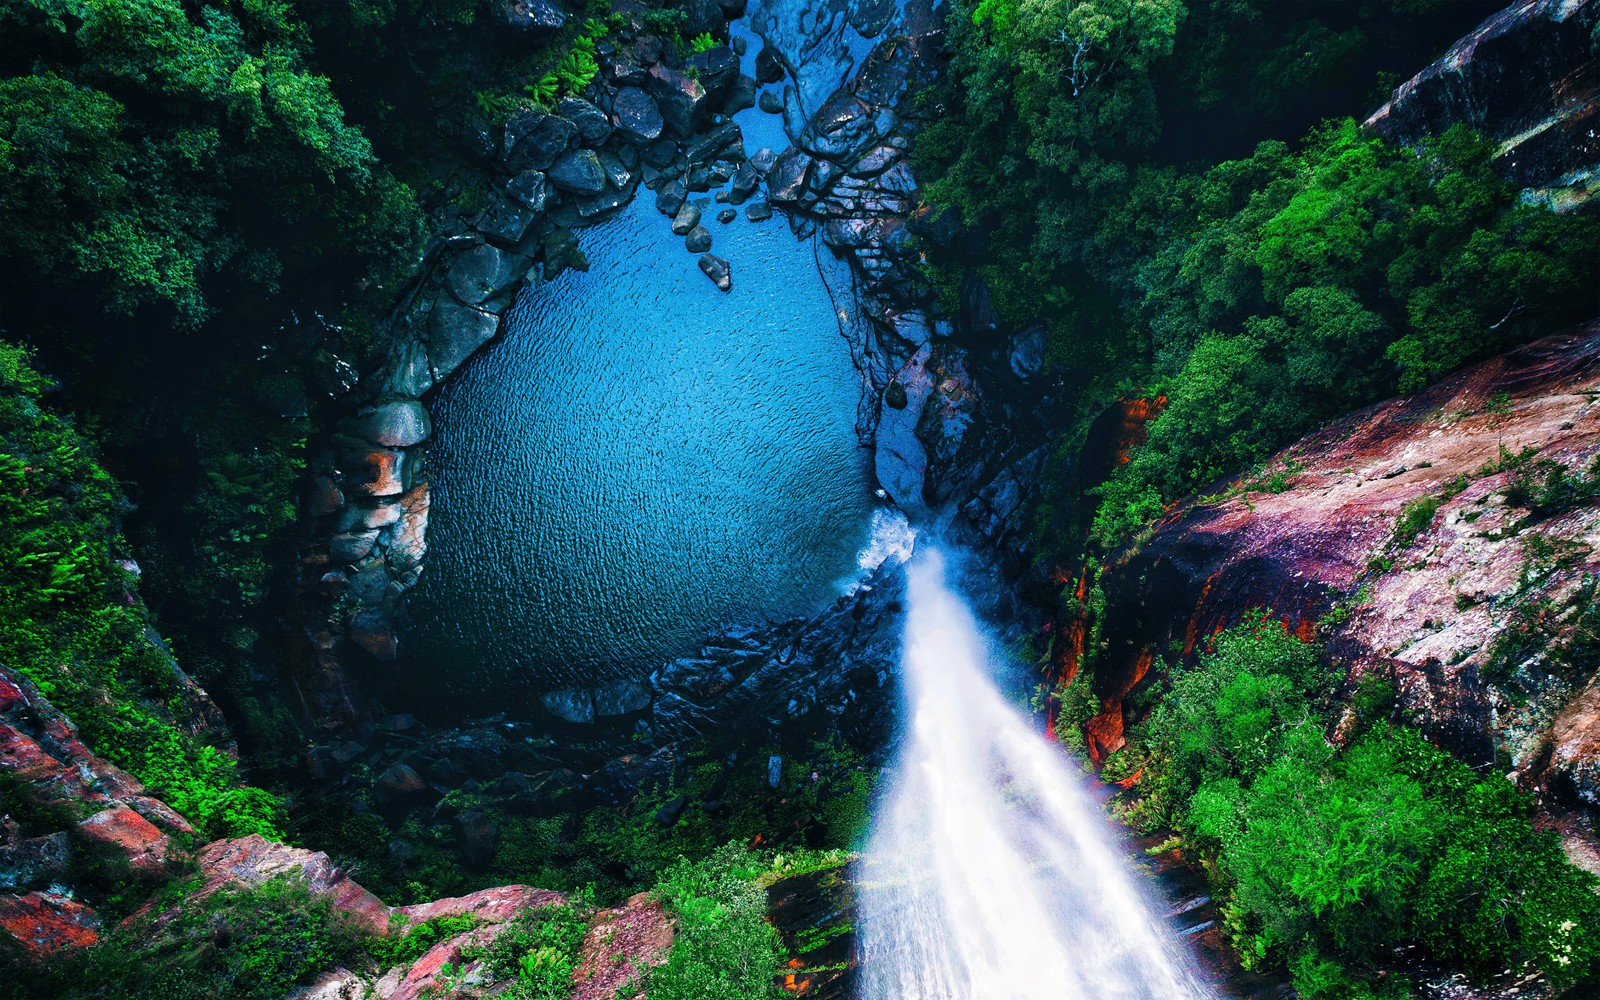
[[465, 900, 591, 1000], [645, 844, 783, 1000]]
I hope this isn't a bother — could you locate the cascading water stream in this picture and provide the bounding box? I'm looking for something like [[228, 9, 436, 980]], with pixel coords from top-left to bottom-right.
[[857, 549, 1214, 999]]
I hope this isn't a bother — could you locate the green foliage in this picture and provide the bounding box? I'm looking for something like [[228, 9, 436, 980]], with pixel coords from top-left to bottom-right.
[[688, 31, 717, 53], [645, 844, 783, 1000], [0, 0, 422, 324], [1121, 615, 1600, 992], [464, 900, 590, 1000], [1392, 495, 1442, 549], [0, 341, 284, 841], [75, 873, 366, 999]]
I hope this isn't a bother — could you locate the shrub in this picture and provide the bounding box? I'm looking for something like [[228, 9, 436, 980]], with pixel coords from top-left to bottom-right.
[[645, 844, 783, 1000]]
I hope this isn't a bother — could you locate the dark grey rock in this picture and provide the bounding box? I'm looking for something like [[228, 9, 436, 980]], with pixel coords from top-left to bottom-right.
[[592, 680, 653, 716], [504, 0, 565, 33], [643, 136, 678, 167], [646, 64, 709, 137], [758, 89, 783, 114], [685, 44, 739, 97], [455, 810, 499, 872], [686, 121, 741, 164], [0, 832, 71, 891], [330, 529, 380, 563], [376, 762, 426, 797], [884, 380, 908, 409], [505, 169, 551, 212], [547, 148, 607, 194], [654, 795, 689, 827], [730, 161, 758, 201], [611, 86, 665, 142], [505, 113, 578, 171], [716, 208, 736, 224], [476, 193, 539, 244], [685, 224, 712, 252], [576, 187, 631, 218], [671, 201, 701, 234], [800, 89, 877, 159], [681, 0, 725, 36], [344, 400, 432, 448], [754, 45, 784, 84], [655, 178, 687, 216], [1010, 326, 1047, 380], [749, 147, 778, 174], [730, 35, 747, 57], [745, 201, 772, 222], [542, 688, 596, 724], [726, 75, 759, 114], [765, 149, 812, 202], [447, 243, 525, 306], [597, 149, 632, 188], [428, 300, 501, 377], [699, 253, 731, 291], [718, 0, 747, 16], [558, 96, 612, 145]]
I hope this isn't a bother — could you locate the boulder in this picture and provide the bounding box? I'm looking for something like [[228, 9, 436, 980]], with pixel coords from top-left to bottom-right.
[[329, 529, 380, 564], [503, 0, 565, 33], [646, 64, 709, 137], [505, 114, 578, 172], [449, 244, 526, 307], [685, 224, 712, 253], [758, 89, 783, 114], [685, 45, 739, 97], [611, 87, 665, 142], [765, 149, 813, 202], [670, 201, 702, 234], [454, 811, 500, 872], [306, 474, 345, 516], [476, 193, 539, 244], [592, 680, 652, 717], [0, 892, 99, 959], [427, 300, 500, 379], [715, 208, 736, 224], [596, 149, 632, 189], [800, 90, 878, 159], [344, 400, 432, 448], [745, 201, 772, 222], [505, 169, 552, 212], [76, 805, 176, 875], [548, 149, 607, 195], [0, 833, 71, 892], [541, 688, 596, 724], [655, 178, 687, 216], [681, 0, 725, 36], [726, 75, 759, 114], [730, 161, 759, 201], [571, 893, 674, 999], [558, 96, 612, 145], [754, 45, 784, 84], [698, 253, 732, 291], [189, 835, 392, 936], [685, 121, 741, 164]]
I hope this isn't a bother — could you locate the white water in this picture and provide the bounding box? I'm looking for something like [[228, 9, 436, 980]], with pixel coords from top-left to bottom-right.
[[856, 550, 1214, 1000]]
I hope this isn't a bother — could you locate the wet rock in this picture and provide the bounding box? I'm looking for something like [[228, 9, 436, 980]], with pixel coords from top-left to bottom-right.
[[730, 161, 759, 202], [800, 90, 877, 159], [348, 607, 398, 660], [698, 253, 731, 291], [686, 121, 741, 164], [505, 113, 578, 172], [758, 89, 784, 114], [306, 475, 344, 516], [670, 201, 701, 234], [884, 380, 907, 409], [654, 795, 688, 827], [0, 833, 71, 891], [765, 149, 812, 202], [754, 45, 784, 84], [875, 343, 936, 517], [577, 187, 632, 219], [329, 529, 380, 564], [547, 149, 607, 195], [646, 64, 709, 138], [611, 86, 665, 142], [749, 147, 778, 174], [475, 192, 539, 244], [726, 75, 759, 114], [685, 224, 712, 252], [681, 0, 725, 36], [716, 208, 736, 224], [1009, 326, 1047, 380], [427, 300, 500, 378], [592, 680, 652, 717], [717, 0, 747, 16], [541, 688, 596, 724], [447, 244, 526, 307], [642, 137, 677, 169], [744, 201, 772, 222], [0, 892, 99, 959], [597, 150, 633, 190], [505, 169, 551, 212], [503, 0, 565, 33], [685, 45, 739, 98], [558, 96, 612, 146], [655, 179, 687, 216]]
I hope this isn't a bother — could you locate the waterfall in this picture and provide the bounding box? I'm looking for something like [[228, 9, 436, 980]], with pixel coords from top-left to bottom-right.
[[856, 549, 1213, 1000]]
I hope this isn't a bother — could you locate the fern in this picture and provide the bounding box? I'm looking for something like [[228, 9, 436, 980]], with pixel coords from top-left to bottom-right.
[[689, 31, 717, 53]]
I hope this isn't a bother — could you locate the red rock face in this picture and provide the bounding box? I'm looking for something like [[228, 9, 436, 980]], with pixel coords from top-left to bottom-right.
[[1092, 325, 1600, 854], [76, 805, 175, 876], [570, 892, 675, 1000], [0, 891, 100, 958], [182, 835, 392, 936]]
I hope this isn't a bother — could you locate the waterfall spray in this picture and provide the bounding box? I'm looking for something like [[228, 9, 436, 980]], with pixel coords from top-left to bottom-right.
[[856, 549, 1213, 1000]]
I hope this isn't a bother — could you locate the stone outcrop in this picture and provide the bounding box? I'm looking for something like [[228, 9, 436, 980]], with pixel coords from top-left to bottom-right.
[[1365, 0, 1600, 213], [1084, 325, 1600, 857]]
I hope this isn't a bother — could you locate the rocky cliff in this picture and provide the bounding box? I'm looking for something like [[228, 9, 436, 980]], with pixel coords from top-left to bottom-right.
[[1365, 0, 1599, 213], [1083, 324, 1600, 869]]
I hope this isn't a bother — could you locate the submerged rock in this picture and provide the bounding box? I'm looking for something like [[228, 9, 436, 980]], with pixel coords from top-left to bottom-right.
[[670, 201, 701, 235], [698, 253, 732, 291], [745, 201, 773, 222], [685, 224, 712, 252]]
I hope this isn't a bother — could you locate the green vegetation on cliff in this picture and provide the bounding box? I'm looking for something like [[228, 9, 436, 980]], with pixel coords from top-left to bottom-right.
[[1079, 614, 1600, 997], [913, 0, 1600, 550], [0, 341, 284, 840]]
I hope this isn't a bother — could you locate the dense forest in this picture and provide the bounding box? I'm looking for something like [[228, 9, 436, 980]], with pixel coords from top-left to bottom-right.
[[2, 0, 1598, 998]]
